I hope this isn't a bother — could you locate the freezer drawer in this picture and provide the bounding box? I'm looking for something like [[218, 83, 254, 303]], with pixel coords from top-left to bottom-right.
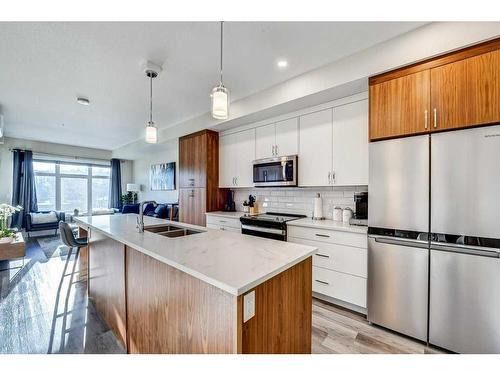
[[369, 135, 429, 232], [367, 236, 429, 341], [429, 248, 500, 353]]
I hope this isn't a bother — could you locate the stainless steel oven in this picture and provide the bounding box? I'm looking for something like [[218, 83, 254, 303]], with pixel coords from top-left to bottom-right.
[[252, 155, 297, 187]]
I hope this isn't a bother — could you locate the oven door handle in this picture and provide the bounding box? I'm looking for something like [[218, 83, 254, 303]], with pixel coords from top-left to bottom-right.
[[241, 224, 286, 236]]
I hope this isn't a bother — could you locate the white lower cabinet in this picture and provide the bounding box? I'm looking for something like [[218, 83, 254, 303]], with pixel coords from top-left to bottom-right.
[[312, 266, 367, 308], [288, 224, 367, 310], [206, 214, 242, 232]]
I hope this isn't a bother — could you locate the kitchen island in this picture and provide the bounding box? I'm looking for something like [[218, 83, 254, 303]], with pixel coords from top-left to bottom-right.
[[74, 214, 316, 354]]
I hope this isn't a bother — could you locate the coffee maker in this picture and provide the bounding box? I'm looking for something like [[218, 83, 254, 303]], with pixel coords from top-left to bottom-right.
[[223, 190, 236, 212], [349, 191, 368, 226]]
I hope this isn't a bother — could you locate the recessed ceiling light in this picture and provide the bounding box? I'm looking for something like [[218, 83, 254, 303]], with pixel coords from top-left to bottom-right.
[[77, 97, 90, 106], [277, 60, 288, 68]]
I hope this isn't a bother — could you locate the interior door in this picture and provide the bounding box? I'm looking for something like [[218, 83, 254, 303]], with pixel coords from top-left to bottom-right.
[[218, 133, 236, 188], [255, 123, 276, 159], [369, 70, 430, 140], [298, 108, 332, 186], [234, 128, 255, 187], [275, 117, 298, 156], [430, 59, 468, 131], [332, 99, 368, 185], [368, 135, 429, 232]]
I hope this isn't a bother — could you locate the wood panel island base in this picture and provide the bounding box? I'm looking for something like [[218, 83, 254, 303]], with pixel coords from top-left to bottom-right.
[[75, 214, 315, 354]]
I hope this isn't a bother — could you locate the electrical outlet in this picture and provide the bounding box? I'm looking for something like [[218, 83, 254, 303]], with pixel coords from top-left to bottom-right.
[[243, 290, 255, 322]]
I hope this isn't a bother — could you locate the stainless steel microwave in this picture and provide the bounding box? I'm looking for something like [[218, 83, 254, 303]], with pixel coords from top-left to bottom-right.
[[252, 155, 297, 187]]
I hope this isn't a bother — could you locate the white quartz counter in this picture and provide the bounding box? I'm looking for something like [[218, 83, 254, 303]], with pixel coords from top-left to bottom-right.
[[74, 214, 316, 296], [288, 218, 368, 234]]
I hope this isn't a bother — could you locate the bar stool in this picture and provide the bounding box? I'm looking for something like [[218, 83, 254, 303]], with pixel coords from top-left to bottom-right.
[[59, 221, 88, 250]]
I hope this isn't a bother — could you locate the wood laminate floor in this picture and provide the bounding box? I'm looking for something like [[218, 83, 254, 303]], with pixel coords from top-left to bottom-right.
[[1, 235, 446, 354]]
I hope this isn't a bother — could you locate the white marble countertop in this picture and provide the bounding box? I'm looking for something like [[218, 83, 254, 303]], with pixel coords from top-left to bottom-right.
[[74, 214, 316, 296], [288, 218, 368, 234], [205, 211, 249, 219]]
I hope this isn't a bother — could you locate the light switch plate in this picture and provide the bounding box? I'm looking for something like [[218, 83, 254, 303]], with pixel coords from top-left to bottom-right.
[[243, 290, 255, 322]]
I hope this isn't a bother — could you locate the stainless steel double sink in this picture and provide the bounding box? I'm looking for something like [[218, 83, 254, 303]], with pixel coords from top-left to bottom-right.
[[144, 224, 204, 238]]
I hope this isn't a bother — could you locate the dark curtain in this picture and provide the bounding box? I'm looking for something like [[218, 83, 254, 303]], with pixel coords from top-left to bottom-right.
[[109, 158, 122, 210], [11, 149, 38, 229]]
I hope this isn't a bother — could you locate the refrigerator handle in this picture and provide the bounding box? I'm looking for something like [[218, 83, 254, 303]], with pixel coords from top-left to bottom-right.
[[431, 243, 500, 258], [371, 236, 429, 249]]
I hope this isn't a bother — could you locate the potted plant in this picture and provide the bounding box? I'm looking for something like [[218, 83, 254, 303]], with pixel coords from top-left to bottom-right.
[[0, 204, 22, 244]]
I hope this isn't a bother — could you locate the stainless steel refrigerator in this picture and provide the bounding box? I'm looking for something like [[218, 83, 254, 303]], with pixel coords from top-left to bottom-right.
[[367, 125, 500, 353]]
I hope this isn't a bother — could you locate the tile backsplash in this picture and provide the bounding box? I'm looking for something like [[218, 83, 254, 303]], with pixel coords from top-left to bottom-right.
[[233, 186, 368, 219]]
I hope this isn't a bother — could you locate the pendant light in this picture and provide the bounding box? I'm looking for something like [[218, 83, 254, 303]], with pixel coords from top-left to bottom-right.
[[211, 21, 229, 120], [145, 67, 159, 144]]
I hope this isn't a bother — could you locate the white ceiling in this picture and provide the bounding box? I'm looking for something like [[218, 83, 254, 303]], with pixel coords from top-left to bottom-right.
[[0, 22, 425, 150]]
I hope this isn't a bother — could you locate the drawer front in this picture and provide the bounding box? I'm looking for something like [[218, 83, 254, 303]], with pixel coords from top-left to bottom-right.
[[206, 215, 241, 229], [288, 225, 367, 248], [312, 266, 367, 308], [289, 237, 367, 277], [207, 223, 241, 233]]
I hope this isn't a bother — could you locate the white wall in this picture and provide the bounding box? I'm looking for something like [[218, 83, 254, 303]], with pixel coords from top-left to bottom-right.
[[113, 21, 500, 154], [112, 138, 178, 203], [0, 137, 112, 204]]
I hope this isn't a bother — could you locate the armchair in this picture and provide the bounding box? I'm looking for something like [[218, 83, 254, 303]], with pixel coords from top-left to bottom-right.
[[25, 210, 65, 237]]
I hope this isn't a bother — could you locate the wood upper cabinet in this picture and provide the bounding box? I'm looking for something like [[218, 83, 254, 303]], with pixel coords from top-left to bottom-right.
[[466, 49, 500, 126], [430, 59, 468, 131], [369, 70, 430, 141], [370, 39, 500, 140]]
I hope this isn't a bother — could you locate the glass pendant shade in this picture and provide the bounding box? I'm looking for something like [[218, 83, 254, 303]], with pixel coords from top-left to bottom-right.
[[145, 122, 158, 144], [211, 85, 229, 120]]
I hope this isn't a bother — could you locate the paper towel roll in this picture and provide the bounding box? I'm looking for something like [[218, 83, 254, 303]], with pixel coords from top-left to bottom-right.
[[312, 193, 324, 220]]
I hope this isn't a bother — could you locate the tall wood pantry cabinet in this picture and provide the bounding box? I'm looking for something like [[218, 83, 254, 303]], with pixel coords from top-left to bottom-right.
[[178, 129, 226, 226]]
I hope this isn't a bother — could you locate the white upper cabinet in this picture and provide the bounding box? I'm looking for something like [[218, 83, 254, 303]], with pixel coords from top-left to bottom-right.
[[275, 117, 299, 156], [299, 109, 333, 187], [219, 133, 236, 188], [255, 118, 299, 159], [255, 123, 276, 159], [219, 129, 255, 188], [234, 128, 255, 187], [332, 99, 369, 186]]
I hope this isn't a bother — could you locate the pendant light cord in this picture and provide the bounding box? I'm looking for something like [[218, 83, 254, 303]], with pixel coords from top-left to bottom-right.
[[220, 21, 224, 85], [149, 73, 153, 124]]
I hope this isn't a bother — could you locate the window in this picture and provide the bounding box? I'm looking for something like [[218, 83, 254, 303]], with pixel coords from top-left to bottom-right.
[[33, 159, 111, 214]]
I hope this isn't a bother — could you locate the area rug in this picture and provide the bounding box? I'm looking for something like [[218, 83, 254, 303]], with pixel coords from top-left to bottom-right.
[[36, 236, 71, 258]]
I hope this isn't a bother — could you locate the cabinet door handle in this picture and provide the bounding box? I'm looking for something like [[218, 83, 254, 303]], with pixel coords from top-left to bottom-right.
[[232, 177, 235, 186], [189, 190, 195, 198], [315, 279, 330, 285], [331, 171, 335, 184], [219, 220, 227, 223], [275, 144, 279, 156], [315, 253, 330, 258], [328, 172, 331, 184], [433, 108, 437, 128], [235, 176, 238, 186], [424, 110, 428, 129], [315, 233, 330, 238], [189, 178, 195, 187]]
